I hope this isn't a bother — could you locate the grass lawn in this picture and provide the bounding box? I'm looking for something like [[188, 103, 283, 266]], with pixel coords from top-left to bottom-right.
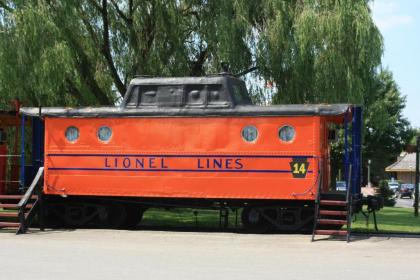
[[3, 205, 419, 234], [142, 206, 420, 234], [351, 206, 420, 234], [141, 208, 242, 230]]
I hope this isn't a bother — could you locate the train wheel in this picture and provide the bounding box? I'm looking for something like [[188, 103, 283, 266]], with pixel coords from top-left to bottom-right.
[[122, 205, 146, 229], [241, 207, 272, 233], [45, 203, 98, 228], [107, 204, 127, 229], [44, 204, 66, 228], [65, 205, 87, 227]]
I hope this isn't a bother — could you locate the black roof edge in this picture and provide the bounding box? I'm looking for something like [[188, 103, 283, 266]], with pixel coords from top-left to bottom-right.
[[19, 104, 354, 118]]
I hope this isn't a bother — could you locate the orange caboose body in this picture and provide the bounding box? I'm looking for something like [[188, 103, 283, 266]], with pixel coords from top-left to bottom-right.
[[44, 116, 323, 200], [19, 75, 362, 232]]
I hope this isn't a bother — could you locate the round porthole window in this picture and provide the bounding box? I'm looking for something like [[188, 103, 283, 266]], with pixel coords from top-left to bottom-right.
[[279, 125, 295, 142], [65, 126, 79, 143], [98, 126, 112, 142], [241, 125, 258, 142]]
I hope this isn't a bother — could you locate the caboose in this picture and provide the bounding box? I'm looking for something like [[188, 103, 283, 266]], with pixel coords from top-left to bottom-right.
[[1, 74, 370, 239]]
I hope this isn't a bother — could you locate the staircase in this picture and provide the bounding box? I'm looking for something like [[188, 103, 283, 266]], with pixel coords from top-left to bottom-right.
[[0, 167, 44, 234], [311, 191, 352, 242], [0, 195, 38, 232]]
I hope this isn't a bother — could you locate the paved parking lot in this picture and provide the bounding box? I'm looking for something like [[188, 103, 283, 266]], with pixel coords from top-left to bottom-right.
[[1, 229, 420, 280], [396, 197, 417, 208]]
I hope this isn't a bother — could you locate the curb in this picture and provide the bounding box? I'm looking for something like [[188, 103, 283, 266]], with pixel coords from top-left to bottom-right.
[[352, 232, 420, 238]]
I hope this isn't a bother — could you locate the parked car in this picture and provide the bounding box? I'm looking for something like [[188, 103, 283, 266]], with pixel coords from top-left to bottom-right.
[[336, 181, 347, 191], [399, 184, 414, 199], [388, 181, 400, 194]]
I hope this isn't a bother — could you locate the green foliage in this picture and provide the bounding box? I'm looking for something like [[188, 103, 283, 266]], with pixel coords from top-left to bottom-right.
[[409, 130, 420, 145], [257, 0, 383, 104], [377, 180, 396, 207], [364, 70, 415, 183], [142, 208, 241, 229], [0, 0, 256, 106], [329, 69, 413, 185], [1, 0, 383, 107], [0, 1, 120, 106]]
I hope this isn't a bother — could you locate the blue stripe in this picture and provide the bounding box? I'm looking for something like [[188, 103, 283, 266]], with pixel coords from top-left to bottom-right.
[[48, 167, 314, 174], [47, 153, 314, 159]]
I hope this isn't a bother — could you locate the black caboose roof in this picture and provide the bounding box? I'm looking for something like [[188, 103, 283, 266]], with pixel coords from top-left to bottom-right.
[[122, 75, 253, 108], [20, 75, 353, 117]]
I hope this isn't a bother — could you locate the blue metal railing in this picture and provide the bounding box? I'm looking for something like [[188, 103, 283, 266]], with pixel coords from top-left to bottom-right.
[[20, 115, 45, 191], [343, 106, 363, 195], [351, 107, 362, 195], [20, 115, 25, 191]]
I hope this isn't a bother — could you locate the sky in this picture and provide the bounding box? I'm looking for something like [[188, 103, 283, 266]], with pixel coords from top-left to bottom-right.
[[371, 0, 420, 127]]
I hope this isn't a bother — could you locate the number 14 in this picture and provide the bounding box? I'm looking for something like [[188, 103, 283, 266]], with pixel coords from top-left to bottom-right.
[[292, 163, 306, 174]]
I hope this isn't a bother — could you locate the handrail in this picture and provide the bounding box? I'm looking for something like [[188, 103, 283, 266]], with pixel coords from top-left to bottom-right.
[[346, 165, 352, 242], [17, 167, 44, 234], [18, 167, 44, 208], [315, 160, 324, 205], [20, 114, 25, 191], [311, 159, 323, 242], [345, 165, 352, 204]]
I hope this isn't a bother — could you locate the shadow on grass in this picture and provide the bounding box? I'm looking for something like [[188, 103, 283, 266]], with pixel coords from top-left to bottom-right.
[[352, 206, 420, 235]]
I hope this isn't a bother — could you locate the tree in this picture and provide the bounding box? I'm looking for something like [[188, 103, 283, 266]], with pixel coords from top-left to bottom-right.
[[408, 129, 420, 146], [0, 0, 255, 106], [330, 69, 414, 185], [256, 0, 383, 105], [1, 0, 382, 107], [363, 69, 414, 184], [377, 180, 396, 207]]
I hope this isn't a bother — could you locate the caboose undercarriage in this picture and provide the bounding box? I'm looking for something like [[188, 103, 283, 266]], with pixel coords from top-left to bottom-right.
[[42, 195, 316, 233]]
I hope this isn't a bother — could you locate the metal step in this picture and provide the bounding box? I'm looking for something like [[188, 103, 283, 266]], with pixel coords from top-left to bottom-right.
[[0, 212, 19, 218], [320, 192, 346, 201], [0, 195, 23, 200], [319, 200, 347, 206], [319, 210, 348, 216], [0, 203, 33, 209], [317, 219, 347, 225], [314, 229, 347, 236], [0, 221, 20, 228]]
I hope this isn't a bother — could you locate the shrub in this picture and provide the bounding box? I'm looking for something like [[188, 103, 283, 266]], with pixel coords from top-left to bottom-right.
[[377, 180, 396, 207]]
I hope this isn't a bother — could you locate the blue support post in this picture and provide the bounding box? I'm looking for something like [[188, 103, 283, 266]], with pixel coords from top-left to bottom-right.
[[20, 115, 25, 191], [32, 117, 44, 171], [343, 111, 350, 190], [351, 107, 362, 195]]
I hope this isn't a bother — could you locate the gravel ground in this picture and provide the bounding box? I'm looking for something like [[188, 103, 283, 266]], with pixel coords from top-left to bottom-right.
[[1, 229, 420, 280]]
